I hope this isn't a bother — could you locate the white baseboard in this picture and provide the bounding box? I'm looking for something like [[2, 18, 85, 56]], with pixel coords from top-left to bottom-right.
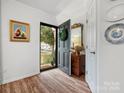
[[2, 72, 40, 84]]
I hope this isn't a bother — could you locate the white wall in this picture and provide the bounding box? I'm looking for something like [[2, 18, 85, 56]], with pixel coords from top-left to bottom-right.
[[97, 0, 124, 93], [1, 0, 57, 84], [56, 0, 90, 52], [0, 0, 3, 84], [56, 0, 88, 25]]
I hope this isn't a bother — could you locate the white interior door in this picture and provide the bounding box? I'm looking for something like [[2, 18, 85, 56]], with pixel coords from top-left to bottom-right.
[[58, 20, 71, 75], [85, 0, 97, 92]]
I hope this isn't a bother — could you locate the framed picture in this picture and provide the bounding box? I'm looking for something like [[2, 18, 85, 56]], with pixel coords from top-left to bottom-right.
[[10, 20, 30, 42]]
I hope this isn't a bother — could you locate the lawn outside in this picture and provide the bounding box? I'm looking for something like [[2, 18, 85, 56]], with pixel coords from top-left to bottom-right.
[[41, 51, 55, 69]]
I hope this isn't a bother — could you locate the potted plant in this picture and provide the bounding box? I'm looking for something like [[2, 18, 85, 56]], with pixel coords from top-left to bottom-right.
[[74, 45, 83, 55]]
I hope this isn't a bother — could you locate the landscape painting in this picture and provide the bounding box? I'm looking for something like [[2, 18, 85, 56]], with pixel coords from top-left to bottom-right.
[[10, 20, 30, 42]]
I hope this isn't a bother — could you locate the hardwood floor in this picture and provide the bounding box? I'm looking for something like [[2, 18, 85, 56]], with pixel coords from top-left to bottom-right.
[[0, 69, 91, 93]]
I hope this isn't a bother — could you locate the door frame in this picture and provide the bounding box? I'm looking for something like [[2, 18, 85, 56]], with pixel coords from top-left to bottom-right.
[[40, 22, 58, 72]]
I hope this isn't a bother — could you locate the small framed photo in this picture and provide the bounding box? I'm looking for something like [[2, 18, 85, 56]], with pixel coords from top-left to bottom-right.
[[10, 20, 30, 42]]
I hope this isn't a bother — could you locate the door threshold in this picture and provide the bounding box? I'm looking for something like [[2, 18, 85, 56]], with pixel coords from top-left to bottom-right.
[[40, 67, 57, 72]]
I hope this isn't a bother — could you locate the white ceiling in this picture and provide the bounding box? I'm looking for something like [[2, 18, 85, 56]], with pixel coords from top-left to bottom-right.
[[16, 0, 75, 16]]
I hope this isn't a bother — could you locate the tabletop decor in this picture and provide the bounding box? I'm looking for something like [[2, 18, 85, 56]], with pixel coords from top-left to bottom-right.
[[74, 45, 83, 55]]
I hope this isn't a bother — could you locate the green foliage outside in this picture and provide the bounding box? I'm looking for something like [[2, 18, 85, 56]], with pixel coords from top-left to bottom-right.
[[40, 26, 54, 46], [40, 26, 55, 66], [42, 54, 53, 65]]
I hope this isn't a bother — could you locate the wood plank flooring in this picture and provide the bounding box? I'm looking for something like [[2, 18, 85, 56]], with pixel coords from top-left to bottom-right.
[[0, 69, 91, 93]]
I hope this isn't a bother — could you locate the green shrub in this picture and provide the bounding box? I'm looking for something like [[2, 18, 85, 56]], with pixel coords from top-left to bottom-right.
[[42, 54, 55, 65]]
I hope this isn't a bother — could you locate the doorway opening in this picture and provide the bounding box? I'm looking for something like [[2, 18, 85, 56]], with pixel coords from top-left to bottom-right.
[[40, 22, 58, 71]]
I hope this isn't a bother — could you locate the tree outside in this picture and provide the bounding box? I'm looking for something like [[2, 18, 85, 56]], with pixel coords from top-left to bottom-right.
[[40, 26, 56, 69]]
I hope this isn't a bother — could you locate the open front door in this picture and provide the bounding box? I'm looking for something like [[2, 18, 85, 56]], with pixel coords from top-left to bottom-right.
[[58, 20, 71, 75]]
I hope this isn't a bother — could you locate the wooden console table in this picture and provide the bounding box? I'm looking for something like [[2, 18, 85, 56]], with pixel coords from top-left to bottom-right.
[[71, 52, 85, 76]]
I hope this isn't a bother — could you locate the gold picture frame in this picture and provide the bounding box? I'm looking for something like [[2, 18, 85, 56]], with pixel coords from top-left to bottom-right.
[[10, 20, 30, 42]]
